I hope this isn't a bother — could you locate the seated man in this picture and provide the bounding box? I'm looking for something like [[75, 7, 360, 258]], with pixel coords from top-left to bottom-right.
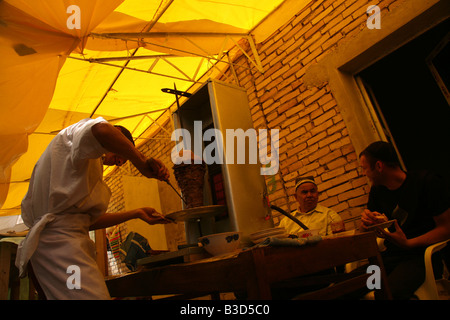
[[270, 176, 344, 299], [359, 141, 450, 299], [279, 176, 343, 236]]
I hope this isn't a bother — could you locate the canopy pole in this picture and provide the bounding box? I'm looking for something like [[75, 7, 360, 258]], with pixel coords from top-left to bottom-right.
[[88, 47, 137, 118], [89, 0, 175, 118], [87, 34, 258, 72], [226, 51, 240, 86], [67, 56, 201, 83]]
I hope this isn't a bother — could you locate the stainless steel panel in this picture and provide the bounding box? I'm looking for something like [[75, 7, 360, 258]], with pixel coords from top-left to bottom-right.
[[173, 79, 274, 245], [207, 80, 273, 242]]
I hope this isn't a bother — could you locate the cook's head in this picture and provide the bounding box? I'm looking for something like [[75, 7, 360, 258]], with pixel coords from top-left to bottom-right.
[[359, 141, 401, 185], [294, 176, 319, 213], [102, 125, 135, 167]]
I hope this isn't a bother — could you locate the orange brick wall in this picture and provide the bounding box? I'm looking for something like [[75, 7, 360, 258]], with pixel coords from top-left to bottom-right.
[[106, 0, 406, 231], [104, 119, 187, 249], [215, 0, 403, 228], [105, 118, 176, 212]]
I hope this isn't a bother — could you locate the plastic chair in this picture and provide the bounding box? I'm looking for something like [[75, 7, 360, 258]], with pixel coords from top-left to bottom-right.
[[414, 239, 450, 300]]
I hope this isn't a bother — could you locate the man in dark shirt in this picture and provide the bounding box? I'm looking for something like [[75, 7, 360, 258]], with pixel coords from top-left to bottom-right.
[[359, 141, 450, 299]]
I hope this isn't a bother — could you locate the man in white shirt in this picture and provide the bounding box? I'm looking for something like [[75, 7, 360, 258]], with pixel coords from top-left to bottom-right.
[[279, 176, 343, 236], [16, 117, 172, 300], [272, 176, 345, 298]]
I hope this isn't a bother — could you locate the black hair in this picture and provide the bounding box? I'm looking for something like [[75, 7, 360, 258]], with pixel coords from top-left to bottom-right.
[[114, 125, 135, 146], [359, 141, 400, 169]]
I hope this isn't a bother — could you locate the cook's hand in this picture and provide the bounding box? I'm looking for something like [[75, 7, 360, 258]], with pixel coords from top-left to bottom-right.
[[144, 158, 170, 181], [377, 220, 411, 249], [360, 209, 388, 231], [138, 207, 173, 225]]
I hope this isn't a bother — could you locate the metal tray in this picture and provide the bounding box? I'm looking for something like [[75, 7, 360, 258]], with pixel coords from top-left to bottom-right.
[[165, 205, 226, 221]]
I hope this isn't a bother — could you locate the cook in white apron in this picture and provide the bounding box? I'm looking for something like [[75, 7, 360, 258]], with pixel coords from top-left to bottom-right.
[[17, 117, 116, 299]]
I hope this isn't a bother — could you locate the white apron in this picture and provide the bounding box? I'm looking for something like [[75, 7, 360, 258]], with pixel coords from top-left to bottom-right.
[[23, 213, 110, 299]]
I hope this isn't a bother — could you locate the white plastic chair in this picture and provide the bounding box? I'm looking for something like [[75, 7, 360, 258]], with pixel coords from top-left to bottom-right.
[[414, 239, 450, 300]]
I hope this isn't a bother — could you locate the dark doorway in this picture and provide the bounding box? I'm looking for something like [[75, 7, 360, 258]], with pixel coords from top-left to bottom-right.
[[359, 18, 450, 181]]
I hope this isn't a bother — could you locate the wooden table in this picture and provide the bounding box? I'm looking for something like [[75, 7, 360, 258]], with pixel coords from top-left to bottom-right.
[[106, 232, 392, 300]]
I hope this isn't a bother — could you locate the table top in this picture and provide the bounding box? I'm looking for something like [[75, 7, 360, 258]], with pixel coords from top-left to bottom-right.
[[106, 232, 387, 299]]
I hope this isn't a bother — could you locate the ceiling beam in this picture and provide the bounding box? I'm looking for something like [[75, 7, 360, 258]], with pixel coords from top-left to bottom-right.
[[90, 32, 248, 38], [88, 0, 175, 118]]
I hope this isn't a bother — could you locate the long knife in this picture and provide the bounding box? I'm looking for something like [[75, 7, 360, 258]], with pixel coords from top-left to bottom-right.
[[165, 179, 188, 206], [146, 158, 187, 205]]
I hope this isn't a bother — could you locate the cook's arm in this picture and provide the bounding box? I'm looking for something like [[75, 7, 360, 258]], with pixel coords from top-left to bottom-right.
[[91, 121, 168, 180], [89, 207, 172, 230]]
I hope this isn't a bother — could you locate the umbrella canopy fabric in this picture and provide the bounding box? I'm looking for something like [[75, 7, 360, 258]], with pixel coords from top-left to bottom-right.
[[0, 0, 294, 217]]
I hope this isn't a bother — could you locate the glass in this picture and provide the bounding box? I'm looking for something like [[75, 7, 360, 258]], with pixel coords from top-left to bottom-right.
[[330, 220, 345, 234]]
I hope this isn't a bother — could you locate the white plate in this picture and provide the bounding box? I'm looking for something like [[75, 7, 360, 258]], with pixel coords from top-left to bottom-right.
[[166, 205, 226, 221], [250, 235, 287, 243], [249, 230, 287, 240], [251, 234, 290, 244], [249, 227, 286, 238]]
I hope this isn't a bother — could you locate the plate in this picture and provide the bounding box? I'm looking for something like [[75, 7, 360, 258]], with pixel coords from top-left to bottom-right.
[[250, 234, 287, 242], [249, 227, 286, 238], [251, 234, 290, 244], [365, 219, 396, 231], [166, 205, 227, 221], [249, 230, 286, 240], [249, 227, 289, 244]]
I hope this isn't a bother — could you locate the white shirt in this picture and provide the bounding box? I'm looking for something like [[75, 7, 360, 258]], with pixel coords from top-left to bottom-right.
[[21, 117, 111, 227], [279, 204, 342, 236]]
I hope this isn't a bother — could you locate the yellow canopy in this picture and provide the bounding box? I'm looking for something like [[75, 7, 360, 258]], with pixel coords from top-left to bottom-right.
[[0, 0, 291, 217]]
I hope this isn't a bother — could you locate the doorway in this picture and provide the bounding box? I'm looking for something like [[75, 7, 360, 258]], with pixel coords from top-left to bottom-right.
[[358, 18, 450, 181]]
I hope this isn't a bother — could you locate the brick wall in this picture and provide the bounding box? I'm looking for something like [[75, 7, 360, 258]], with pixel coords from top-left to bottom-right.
[[107, 0, 406, 233], [104, 118, 186, 249], [105, 117, 175, 211], [215, 0, 404, 229]]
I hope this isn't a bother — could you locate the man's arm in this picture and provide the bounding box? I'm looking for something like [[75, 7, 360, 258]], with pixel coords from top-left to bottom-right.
[[359, 209, 388, 232], [380, 208, 450, 249]]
